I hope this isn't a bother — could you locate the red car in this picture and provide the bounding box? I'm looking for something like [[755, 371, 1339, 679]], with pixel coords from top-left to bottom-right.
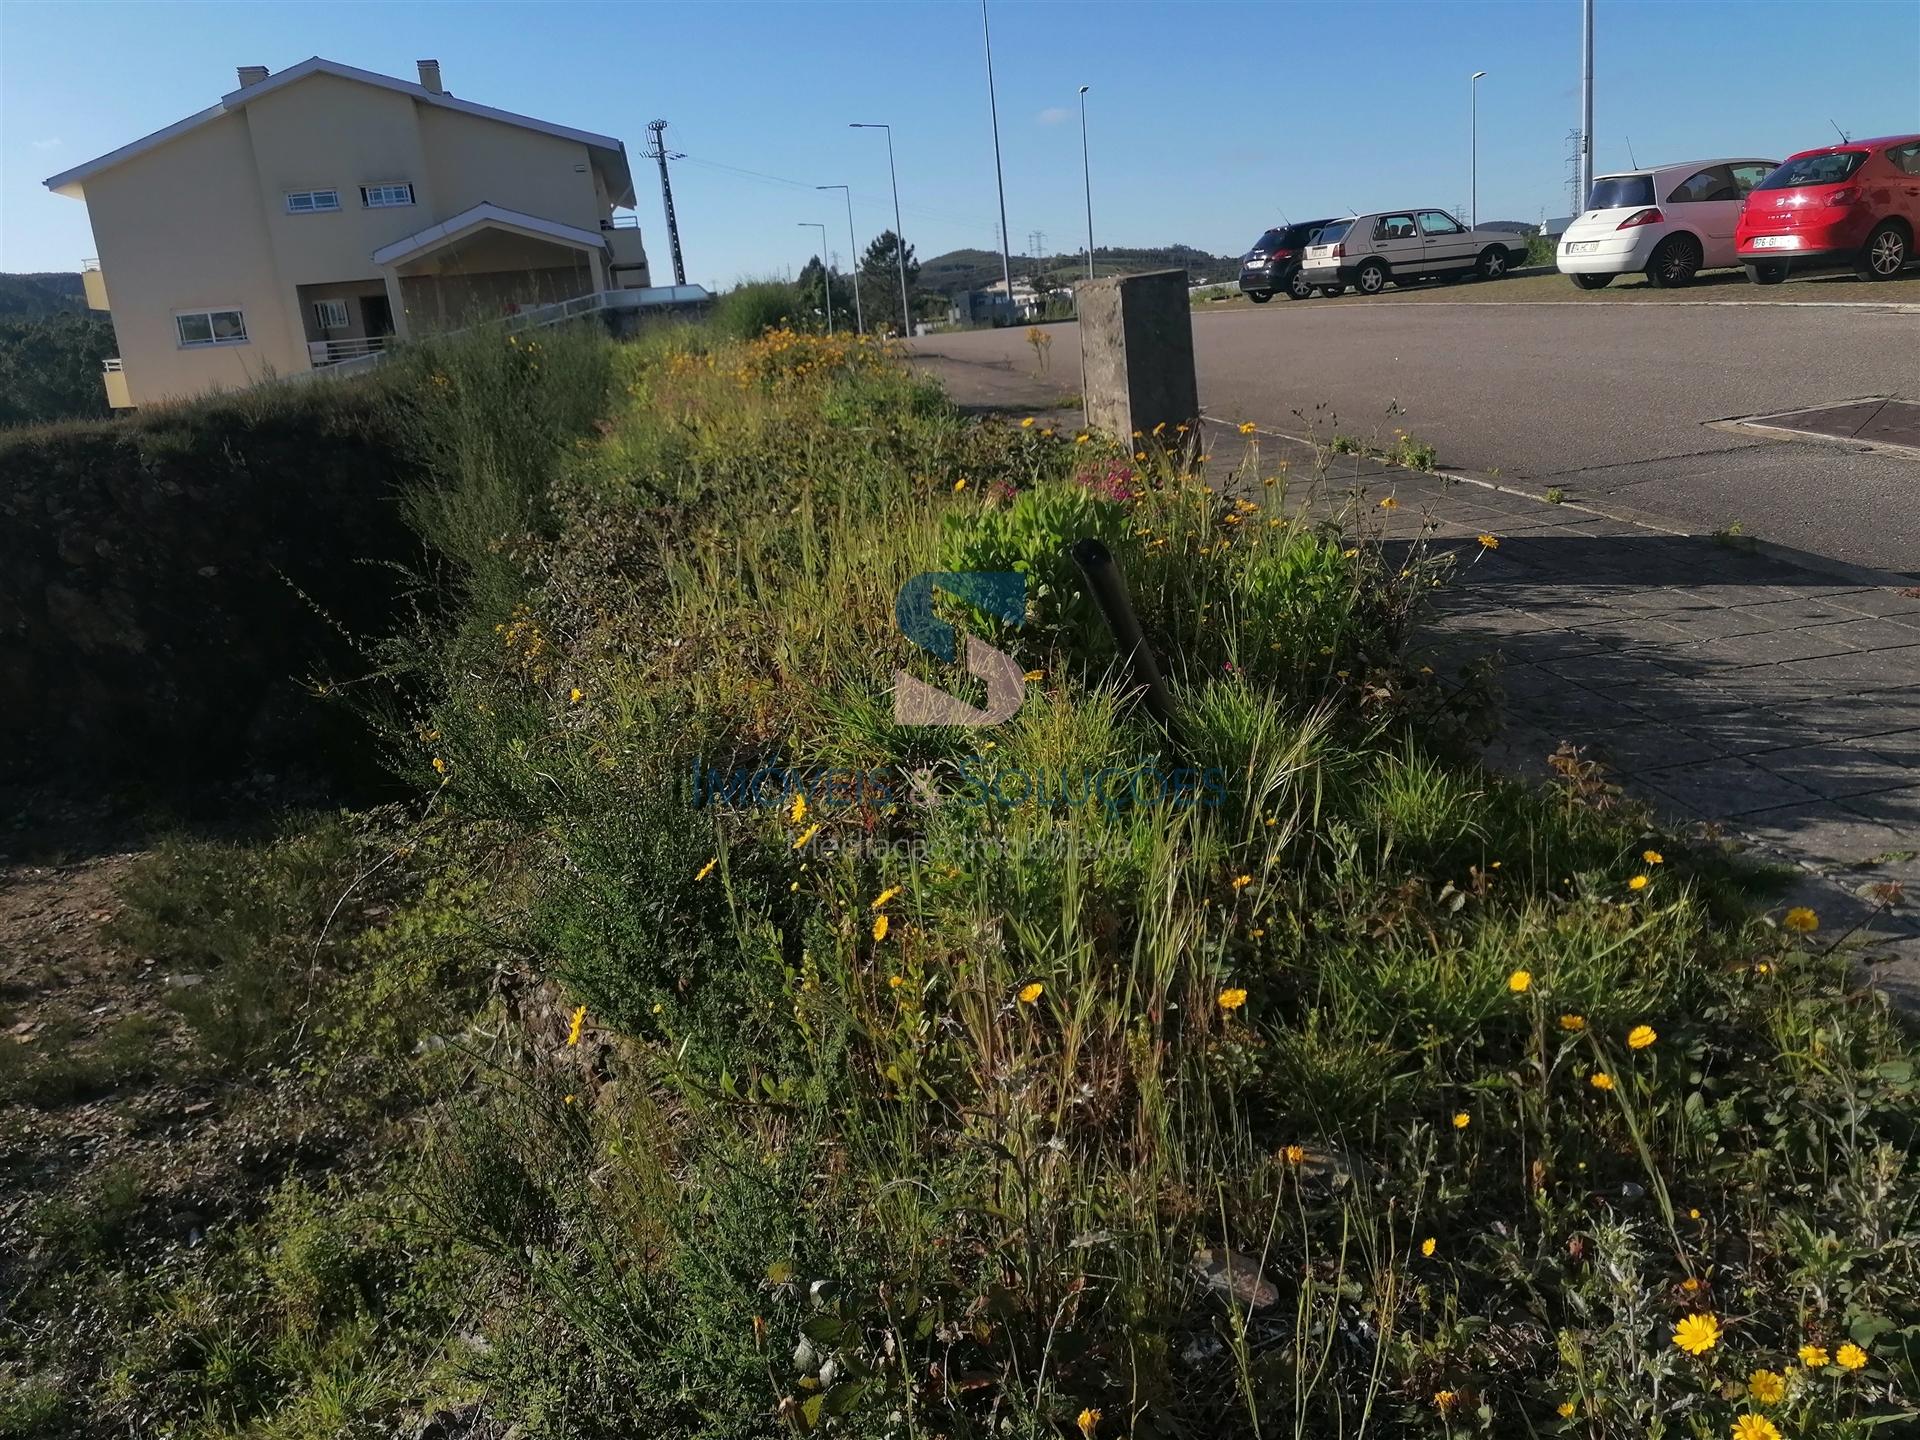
[[1737, 134, 1920, 284]]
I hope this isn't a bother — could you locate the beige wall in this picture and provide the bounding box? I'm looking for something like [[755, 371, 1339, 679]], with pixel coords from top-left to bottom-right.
[[80, 111, 304, 406], [73, 69, 623, 408], [397, 229, 594, 331]]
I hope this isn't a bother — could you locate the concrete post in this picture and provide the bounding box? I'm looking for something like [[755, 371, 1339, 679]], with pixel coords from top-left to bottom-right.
[[1076, 268, 1197, 440], [381, 268, 410, 341]]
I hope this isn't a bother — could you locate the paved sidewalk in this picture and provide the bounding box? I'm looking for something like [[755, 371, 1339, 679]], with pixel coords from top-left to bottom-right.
[[1201, 421, 1920, 1003]]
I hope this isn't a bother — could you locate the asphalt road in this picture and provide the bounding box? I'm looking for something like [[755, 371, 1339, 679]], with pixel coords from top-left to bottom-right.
[[910, 297, 1920, 574]]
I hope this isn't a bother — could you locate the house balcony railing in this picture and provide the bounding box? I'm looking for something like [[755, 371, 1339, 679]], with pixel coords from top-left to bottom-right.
[[101, 357, 131, 409], [307, 336, 390, 367], [81, 257, 109, 310]]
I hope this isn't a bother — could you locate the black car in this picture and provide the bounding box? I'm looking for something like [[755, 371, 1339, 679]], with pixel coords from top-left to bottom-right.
[[1238, 219, 1342, 301]]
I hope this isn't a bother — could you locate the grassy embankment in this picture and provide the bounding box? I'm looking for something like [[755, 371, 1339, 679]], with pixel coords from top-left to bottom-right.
[[2, 320, 1915, 1440]]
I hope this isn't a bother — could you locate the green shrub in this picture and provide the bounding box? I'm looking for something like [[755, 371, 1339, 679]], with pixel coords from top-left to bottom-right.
[[710, 279, 801, 339]]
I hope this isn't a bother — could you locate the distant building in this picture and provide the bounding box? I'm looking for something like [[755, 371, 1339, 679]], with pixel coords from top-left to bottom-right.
[[949, 289, 1016, 326], [46, 57, 651, 410]]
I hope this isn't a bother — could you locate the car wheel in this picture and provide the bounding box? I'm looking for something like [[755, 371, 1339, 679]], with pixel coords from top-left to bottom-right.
[[1247, 291, 1271, 303], [1355, 260, 1388, 295], [1646, 234, 1701, 288], [1285, 269, 1315, 300], [1319, 285, 1344, 297], [1570, 273, 1613, 290], [1857, 221, 1909, 281], [1476, 246, 1509, 280], [1745, 261, 1789, 286]]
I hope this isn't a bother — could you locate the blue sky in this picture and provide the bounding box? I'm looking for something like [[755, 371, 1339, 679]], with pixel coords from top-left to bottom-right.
[[4, 0, 1917, 288]]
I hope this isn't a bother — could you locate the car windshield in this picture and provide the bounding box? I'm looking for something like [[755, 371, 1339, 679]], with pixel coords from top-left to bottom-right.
[[1313, 221, 1352, 245], [1248, 230, 1287, 253], [1587, 175, 1655, 209], [1757, 151, 1867, 189]]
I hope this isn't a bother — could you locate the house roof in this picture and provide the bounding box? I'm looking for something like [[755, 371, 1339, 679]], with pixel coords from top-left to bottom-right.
[[371, 202, 607, 267], [43, 57, 636, 206]]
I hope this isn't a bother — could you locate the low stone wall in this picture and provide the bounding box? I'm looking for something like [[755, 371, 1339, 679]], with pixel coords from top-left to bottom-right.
[[0, 381, 421, 782]]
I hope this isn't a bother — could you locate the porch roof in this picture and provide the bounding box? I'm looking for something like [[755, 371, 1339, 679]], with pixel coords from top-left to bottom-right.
[[371, 202, 608, 268]]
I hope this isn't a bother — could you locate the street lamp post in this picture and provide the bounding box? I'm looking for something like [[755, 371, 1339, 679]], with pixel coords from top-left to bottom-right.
[[1470, 71, 1488, 229], [981, 0, 1013, 305], [798, 222, 832, 334], [1078, 85, 1094, 280], [851, 122, 911, 337], [816, 184, 863, 333]]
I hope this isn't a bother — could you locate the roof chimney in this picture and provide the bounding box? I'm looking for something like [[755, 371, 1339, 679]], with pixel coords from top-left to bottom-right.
[[416, 59, 443, 93], [236, 65, 269, 88]]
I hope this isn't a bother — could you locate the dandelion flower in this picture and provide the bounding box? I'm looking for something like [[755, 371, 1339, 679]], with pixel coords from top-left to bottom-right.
[[1836, 1342, 1867, 1371], [1747, 1369, 1785, 1405], [870, 885, 902, 910], [1508, 969, 1532, 994], [1018, 982, 1044, 1004], [1075, 433, 1091, 445], [872, 914, 889, 942], [1421, 1236, 1436, 1257], [1557, 1401, 1576, 1418], [1477, 534, 1500, 549], [887, 974, 904, 989], [1218, 987, 1248, 1011], [1379, 496, 1400, 510], [1238, 421, 1257, 435], [1452, 1111, 1470, 1130], [1731, 1418, 1781, 1440], [1783, 907, 1819, 934], [791, 823, 821, 851], [1798, 1344, 1829, 1368], [1628, 1024, 1657, 1050], [566, 1005, 586, 1047], [431, 757, 448, 775], [1628, 874, 1650, 891], [1433, 1390, 1456, 1413], [789, 792, 808, 824], [1671, 1312, 1721, 1356], [1590, 1072, 1615, 1091], [1644, 849, 1664, 865], [1560, 1014, 1586, 1031], [953, 477, 968, 492], [1020, 416, 1035, 428], [695, 856, 718, 881], [1282, 1143, 1305, 1164], [1231, 874, 1252, 891], [568, 686, 584, 704], [1076, 1410, 1101, 1439]]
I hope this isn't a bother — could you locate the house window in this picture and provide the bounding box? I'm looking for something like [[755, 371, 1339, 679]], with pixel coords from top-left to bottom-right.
[[313, 299, 351, 331], [175, 308, 248, 347], [285, 189, 340, 214], [360, 182, 415, 209]]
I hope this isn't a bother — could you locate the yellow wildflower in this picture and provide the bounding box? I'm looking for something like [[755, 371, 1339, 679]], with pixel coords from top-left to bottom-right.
[[1452, 1111, 1470, 1130], [1020, 416, 1035, 428], [1628, 874, 1650, 891], [1074, 433, 1091, 445], [791, 823, 821, 850], [695, 856, 718, 881], [1282, 1143, 1305, 1164], [1590, 1072, 1615, 1091], [1644, 849, 1664, 864], [1238, 421, 1257, 434], [1508, 969, 1532, 994], [887, 974, 904, 989], [1783, 907, 1819, 933], [568, 686, 584, 703], [1018, 981, 1044, 1004], [1836, 1342, 1867, 1370], [431, 756, 448, 775], [1378, 496, 1399, 510], [1731, 1417, 1781, 1440], [1076, 1409, 1100, 1439], [1231, 874, 1252, 891], [789, 792, 808, 824], [1559, 1014, 1586, 1031], [1477, 534, 1500, 549], [1747, 1369, 1785, 1405], [1024, 669, 1045, 681], [566, 1005, 586, 1047], [1433, 1390, 1457, 1412], [1628, 1024, 1657, 1050], [870, 885, 902, 910], [1798, 1344, 1829, 1368], [1217, 987, 1247, 1011], [871, 914, 889, 942], [1421, 1236, 1436, 1257], [1671, 1312, 1720, 1356]]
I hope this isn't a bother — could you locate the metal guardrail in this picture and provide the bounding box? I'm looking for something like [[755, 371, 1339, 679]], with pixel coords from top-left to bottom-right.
[[82, 257, 102, 273], [308, 336, 390, 366], [102, 357, 123, 372]]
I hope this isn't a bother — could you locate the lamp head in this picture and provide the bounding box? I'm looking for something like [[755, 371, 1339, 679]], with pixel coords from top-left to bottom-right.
[[1078, 85, 1089, 94], [1472, 70, 1488, 80]]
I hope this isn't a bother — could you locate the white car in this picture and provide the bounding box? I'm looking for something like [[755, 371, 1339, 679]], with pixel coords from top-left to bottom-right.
[[1557, 158, 1778, 289], [1298, 209, 1530, 296]]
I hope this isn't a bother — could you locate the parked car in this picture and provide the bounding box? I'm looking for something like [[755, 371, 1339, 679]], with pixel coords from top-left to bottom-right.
[[1738, 135, 1920, 284], [1238, 219, 1341, 301], [1556, 158, 1778, 288], [1299, 210, 1529, 296]]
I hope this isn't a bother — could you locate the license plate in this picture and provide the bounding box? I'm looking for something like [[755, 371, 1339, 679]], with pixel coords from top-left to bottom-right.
[[1564, 241, 1599, 254], [1749, 235, 1792, 249]]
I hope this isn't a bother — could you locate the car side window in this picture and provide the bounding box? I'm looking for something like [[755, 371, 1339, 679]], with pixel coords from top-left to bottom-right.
[[1667, 165, 1737, 204], [1730, 163, 1774, 196], [1887, 142, 1920, 176], [1417, 210, 1463, 236], [1374, 214, 1417, 241]]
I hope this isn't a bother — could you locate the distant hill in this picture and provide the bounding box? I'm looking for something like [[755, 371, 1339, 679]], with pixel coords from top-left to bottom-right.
[[920, 244, 1244, 296], [0, 272, 87, 318]]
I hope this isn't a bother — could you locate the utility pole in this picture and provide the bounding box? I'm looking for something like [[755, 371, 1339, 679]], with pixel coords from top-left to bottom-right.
[[817, 184, 862, 333], [646, 120, 687, 286], [1579, 0, 1594, 203], [981, 0, 1014, 308], [1078, 85, 1094, 281], [851, 123, 911, 336]]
